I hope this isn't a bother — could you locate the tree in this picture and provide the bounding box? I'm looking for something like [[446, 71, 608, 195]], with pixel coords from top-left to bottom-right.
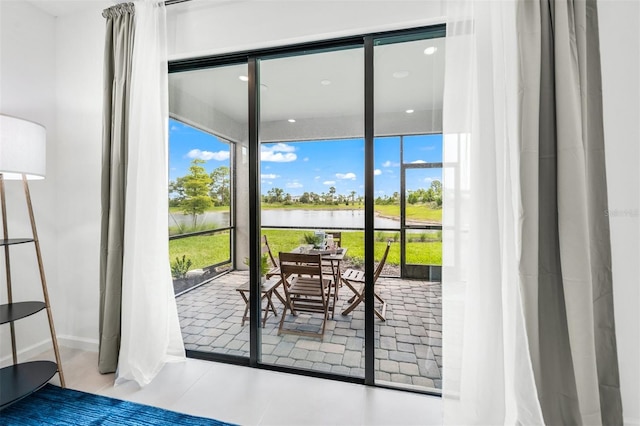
[[328, 186, 336, 203], [299, 192, 310, 204], [350, 191, 356, 205], [169, 176, 186, 205], [210, 166, 230, 206], [182, 159, 213, 226]]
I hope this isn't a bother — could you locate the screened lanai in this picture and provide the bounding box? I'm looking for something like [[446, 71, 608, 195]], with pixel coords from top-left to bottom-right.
[[166, 28, 445, 394]]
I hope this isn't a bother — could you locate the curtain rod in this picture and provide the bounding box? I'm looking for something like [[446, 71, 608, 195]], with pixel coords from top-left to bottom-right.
[[165, 0, 193, 5]]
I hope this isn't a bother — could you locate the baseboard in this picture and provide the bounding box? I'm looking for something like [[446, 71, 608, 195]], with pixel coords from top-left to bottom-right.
[[625, 417, 640, 426], [0, 338, 51, 367], [57, 335, 99, 353], [0, 335, 99, 368]]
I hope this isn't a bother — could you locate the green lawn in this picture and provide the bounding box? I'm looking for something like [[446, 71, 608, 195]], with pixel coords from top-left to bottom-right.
[[374, 204, 441, 223], [169, 232, 230, 270], [169, 228, 442, 272], [168, 203, 442, 272], [261, 229, 441, 266]]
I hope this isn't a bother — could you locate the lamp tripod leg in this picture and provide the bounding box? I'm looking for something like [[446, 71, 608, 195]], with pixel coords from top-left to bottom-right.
[[22, 175, 66, 388], [0, 174, 18, 365]]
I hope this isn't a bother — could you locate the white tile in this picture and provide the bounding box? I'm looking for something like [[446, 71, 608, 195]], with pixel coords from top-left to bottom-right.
[[37, 348, 442, 426], [98, 358, 214, 408]]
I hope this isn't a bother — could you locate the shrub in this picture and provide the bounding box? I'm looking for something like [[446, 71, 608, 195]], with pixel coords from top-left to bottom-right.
[[171, 255, 193, 279]]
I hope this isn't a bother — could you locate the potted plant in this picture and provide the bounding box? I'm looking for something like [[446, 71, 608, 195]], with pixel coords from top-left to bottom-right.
[[303, 232, 324, 249], [244, 253, 271, 284]]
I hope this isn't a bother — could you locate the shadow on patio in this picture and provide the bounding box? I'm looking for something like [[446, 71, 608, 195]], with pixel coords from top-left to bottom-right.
[[176, 270, 442, 392]]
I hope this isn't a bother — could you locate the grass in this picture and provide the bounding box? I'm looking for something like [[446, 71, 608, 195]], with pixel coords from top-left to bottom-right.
[[168, 229, 442, 271], [261, 229, 441, 266], [169, 232, 230, 270], [374, 204, 442, 223], [167, 205, 443, 271]]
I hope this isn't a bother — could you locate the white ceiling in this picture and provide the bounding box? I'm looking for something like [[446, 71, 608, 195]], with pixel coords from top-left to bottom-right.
[[169, 36, 445, 126], [28, 0, 116, 17]]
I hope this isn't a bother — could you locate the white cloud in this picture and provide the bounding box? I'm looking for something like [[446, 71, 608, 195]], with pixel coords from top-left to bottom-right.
[[286, 181, 303, 188], [261, 173, 279, 179], [187, 149, 230, 161], [303, 157, 309, 162], [382, 160, 399, 167], [269, 143, 296, 152], [424, 177, 434, 183], [261, 143, 297, 162], [411, 160, 427, 164], [374, 169, 382, 176], [336, 172, 356, 180], [314, 176, 321, 181], [261, 151, 297, 162], [323, 180, 336, 185]]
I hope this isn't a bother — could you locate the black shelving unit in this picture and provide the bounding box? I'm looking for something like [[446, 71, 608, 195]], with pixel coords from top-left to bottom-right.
[[1, 176, 65, 410], [0, 361, 58, 410]]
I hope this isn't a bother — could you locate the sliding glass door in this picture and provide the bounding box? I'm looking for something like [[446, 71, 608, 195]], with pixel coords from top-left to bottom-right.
[[168, 63, 249, 358], [258, 46, 366, 377], [168, 24, 445, 394], [373, 33, 444, 392]]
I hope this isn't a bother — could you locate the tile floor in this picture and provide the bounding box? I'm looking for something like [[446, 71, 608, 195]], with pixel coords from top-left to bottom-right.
[[28, 347, 443, 425]]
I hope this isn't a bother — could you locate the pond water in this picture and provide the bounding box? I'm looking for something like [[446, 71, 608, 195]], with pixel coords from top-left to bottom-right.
[[169, 209, 402, 230]]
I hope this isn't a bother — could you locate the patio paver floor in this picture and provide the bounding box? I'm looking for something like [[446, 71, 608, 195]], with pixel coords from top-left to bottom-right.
[[176, 270, 442, 391]]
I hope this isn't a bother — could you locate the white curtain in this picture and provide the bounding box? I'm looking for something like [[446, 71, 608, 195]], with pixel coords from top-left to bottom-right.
[[117, 0, 185, 386], [442, 1, 622, 425]]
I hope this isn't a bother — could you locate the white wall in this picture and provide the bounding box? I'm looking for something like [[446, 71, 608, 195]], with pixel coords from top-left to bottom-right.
[[599, 1, 640, 424], [53, 5, 108, 350], [0, 1, 108, 363], [0, 0, 59, 362]]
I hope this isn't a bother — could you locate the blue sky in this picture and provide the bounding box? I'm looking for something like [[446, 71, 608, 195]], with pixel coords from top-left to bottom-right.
[[169, 118, 442, 197]]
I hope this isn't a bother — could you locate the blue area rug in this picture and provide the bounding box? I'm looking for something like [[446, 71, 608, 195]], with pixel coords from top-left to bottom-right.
[[1, 384, 236, 425]]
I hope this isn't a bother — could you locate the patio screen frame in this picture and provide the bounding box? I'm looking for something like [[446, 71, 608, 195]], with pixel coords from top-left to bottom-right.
[[168, 23, 445, 394]]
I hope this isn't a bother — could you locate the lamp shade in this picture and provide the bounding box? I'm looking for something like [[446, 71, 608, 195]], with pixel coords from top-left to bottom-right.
[[0, 114, 46, 180]]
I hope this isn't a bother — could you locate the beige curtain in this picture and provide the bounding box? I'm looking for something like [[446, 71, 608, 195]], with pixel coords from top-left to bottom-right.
[[519, 1, 623, 424], [99, 2, 135, 374], [442, 0, 623, 424]]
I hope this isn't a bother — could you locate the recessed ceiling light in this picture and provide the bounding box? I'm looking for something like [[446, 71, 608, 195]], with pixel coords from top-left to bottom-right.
[[288, 119, 296, 123], [321, 79, 331, 86], [393, 71, 410, 79], [239, 75, 249, 82], [424, 46, 438, 55], [406, 109, 414, 114]]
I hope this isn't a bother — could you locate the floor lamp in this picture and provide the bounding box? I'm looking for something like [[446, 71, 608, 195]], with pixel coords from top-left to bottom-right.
[[0, 114, 65, 388]]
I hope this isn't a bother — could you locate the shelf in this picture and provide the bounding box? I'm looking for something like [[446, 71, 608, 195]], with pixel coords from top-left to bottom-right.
[[0, 238, 34, 246], [0, 302, 46, 325], [0, 361, 58, 410]]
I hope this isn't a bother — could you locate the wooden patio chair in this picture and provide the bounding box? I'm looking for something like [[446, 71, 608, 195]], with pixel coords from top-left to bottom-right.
[[262, 235, 286, 305], [278, 252, 334, 339], [325, 231, 342, 247], [322, 231, 343, 285], [340, 240, 391, 321], [262, 235, 281, 279]]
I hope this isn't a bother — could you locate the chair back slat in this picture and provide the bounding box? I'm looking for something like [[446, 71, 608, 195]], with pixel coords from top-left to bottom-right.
[[325, 231, 342, 247], [262, 235, 278, 267], [278, 252, 324, 279], [373, 241, 392, 283]]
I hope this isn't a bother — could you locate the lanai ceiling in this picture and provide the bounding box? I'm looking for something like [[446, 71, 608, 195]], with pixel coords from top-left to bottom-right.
[[169, 36, 445, 142]]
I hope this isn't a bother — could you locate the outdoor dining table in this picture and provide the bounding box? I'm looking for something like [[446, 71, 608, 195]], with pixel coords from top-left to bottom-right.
[[292, 245, 348, 315]]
